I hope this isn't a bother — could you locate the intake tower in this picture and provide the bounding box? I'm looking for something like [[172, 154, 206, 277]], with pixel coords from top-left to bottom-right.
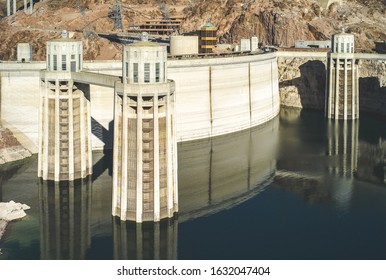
[[112, 33, 178, 223]]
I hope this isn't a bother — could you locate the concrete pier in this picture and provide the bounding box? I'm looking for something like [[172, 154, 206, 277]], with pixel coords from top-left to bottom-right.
[[38, 34, 92, 181], [112, 33, 178, 223], [326, 30, 359, 120]]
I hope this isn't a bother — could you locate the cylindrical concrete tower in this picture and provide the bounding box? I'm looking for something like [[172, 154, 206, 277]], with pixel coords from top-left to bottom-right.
[[38, 31, 92, 181], [325, 29, 359, 120], [46, 33, 83, 72], [113, 33, 178, 223]]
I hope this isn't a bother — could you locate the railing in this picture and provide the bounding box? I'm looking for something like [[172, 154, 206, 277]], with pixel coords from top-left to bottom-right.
[[168, 47, 277, 61]]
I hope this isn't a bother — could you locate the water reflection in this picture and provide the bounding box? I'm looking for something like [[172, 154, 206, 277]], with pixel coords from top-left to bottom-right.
[[2, 108, 386, 259], [276, 109, 384, 211], [326, 119, 359, 177], [113, 218, 178, 260], [39, 179, 92, 260], [178, 117, 279, 221], [326, 119, 359, 211]]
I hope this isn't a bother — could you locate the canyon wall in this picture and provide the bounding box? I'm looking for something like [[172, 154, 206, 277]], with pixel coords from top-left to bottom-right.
[[278, 53, 386, 118]]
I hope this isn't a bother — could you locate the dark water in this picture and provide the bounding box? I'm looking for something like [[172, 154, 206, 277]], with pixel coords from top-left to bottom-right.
[[0, 108, 385, 260]]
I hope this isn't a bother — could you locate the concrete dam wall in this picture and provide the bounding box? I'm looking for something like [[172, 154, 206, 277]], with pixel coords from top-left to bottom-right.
[[0, 52, 280, 151], [168, 52, 280, 142]]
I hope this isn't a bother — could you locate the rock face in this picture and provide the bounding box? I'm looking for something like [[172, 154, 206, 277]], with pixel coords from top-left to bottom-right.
[[185, 0, 386, 50], [358, 60, 386, 117], [0, 200, 30, 221], [0, 128, 32, 164], [0, 0, 385, 60], [278, 57, 327, 109], [278, 56, 386, 118]]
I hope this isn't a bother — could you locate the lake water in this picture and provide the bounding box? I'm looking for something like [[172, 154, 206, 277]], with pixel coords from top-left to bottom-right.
[[0, 108, 385, 260]]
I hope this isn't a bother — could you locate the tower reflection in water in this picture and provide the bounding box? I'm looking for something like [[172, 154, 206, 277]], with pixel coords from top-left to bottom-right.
[[39, 178, 92, 260], [113, 218, 178, 260], [39, 116, 279, 260], [327, 119, 359, 176], [275, 109, 361, 210], [112, 117, 279, 259], [326, 119, 358, 211]]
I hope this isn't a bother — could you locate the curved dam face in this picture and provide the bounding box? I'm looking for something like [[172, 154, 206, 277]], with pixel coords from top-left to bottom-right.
[[0, 52, 280, 150], [169, 52, 280, 142]]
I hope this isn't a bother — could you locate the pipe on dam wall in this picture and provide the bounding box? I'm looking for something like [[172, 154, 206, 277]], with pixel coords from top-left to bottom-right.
[[0, 52, 280, 150]]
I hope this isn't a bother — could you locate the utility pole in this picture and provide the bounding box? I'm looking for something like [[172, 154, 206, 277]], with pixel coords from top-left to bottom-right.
[[109, 0, 123, 31]]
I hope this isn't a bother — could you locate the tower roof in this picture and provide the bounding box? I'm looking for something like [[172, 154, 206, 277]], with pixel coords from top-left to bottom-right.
[[203, 21, 215, 28]]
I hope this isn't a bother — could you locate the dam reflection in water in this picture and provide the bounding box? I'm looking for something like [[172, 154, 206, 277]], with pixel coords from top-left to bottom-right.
[[1, 108, 386, 259], [37, 116, 279, 259]]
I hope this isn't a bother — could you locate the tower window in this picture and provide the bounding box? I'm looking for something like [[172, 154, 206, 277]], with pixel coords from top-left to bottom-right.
[[62, 55, 66, 70], [155, 63, 160, 82], [133, 63, 138, 83], [125, 62, 129, 77], [144, 63, 150, 83], [53, 55, 57, 70]]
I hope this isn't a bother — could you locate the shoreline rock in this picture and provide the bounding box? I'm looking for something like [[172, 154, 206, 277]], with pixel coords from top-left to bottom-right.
[[0, 220, 7, 241], [0, 128, 32, 165], [0, 201, 30, 241]]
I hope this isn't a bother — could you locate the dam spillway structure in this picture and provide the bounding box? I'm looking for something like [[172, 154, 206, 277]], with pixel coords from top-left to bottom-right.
[[325, 29, 359, 120], [112, 33, 178, 223], [38, 32, 92, 181]]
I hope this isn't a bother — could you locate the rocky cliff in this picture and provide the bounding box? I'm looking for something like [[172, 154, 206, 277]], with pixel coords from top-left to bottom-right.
[[0, 0, 385, 60], [278, 55, 386, 118], [278, 56, 327, 109], [359, 60, 386, 117]]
